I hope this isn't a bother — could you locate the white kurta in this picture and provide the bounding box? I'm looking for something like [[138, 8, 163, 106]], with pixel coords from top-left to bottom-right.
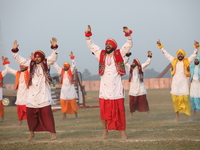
[[54, 60, 78, 100], [86, 36, 132, 100], [161, 48, 198, 95], [5, 66, 29, 105], [190, 66, 200, 97], [125, 57, 151, 96], [0, 68, 8, 100], [13, 50, 57, 108]]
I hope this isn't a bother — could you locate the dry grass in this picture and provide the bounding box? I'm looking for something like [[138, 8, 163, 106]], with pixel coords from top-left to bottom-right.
[[1, 89, 200, 150]]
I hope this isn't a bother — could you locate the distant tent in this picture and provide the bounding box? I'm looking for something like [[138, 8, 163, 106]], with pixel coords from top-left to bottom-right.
[[157, 63, 172, 78]]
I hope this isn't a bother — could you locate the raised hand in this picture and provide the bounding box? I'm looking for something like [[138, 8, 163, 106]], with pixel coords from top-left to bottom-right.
[[50, 37, 57, 46], [13, 40, 19, 49], [30, 52, 34, 60], [69, 51, 74, 57], [86, 25, 91, 33], [1, 56, 8, 63], [156, 39, 161, 46], [194, 40, 199, 47], [148, 51, 152, 57], [123, 26, 130, 34]]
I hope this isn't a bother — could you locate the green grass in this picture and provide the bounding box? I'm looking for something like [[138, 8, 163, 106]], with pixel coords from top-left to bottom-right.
[[1, 89, 200, 150]]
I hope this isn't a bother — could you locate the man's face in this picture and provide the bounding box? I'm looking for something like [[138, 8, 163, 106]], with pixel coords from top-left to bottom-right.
[[64, 66, 69, 71], [35, 54, 42, 64], [131, 62, 136, 68], [20, 65, 27, 72], [194, 58, 199, 65], [177, 52, 184, 61], [105, 42, 114, 54]]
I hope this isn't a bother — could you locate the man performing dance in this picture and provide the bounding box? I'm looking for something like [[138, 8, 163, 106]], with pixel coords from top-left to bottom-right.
[[124, 51, 152, 117], [157, 40, 199, 121], [85, 25, 133, 139], [11, 38, 58, 141], [53, 51, 78, 119], [189, 56, 200, 117], [4, 60, 29, 125], [0, 57, 8, 121]]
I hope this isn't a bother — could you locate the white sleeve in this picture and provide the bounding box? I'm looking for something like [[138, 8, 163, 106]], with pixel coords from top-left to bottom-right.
[[2, 67, 7, 77], [161, 48, 174, 62], [86, 37, 101, 61], [71, 59, 76, 72], [120, 36, 133, 57], [53, 62, 62, 74], [141, 57, 151, 71], [188, 49, 198, 63], [13, 53, 30, 66], [5, 65, 17, 76], [47, 50, 58, 66]]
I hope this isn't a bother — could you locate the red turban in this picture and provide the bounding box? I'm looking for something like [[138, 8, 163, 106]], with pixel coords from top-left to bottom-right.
[[105, 38, 118, 50], [34, 50, 46, 61]]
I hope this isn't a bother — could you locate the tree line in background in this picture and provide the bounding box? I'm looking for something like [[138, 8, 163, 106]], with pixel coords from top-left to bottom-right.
[[3, 68, 171, 84]]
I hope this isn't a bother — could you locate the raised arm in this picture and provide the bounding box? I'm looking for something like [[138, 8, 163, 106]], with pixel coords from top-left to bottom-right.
[[124, 52, 132, 70], [157, 40, 174, 62], [85, 25, 101, 61], [120, 26, 133, 56], [53, 62, 62, 74], [188, 40, 199, 63], [47, 37, 58, 66], [141, 51, 152, 71], [69, 51, 76, 72]]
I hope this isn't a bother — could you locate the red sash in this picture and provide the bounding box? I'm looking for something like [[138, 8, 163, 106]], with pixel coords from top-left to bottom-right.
[[0, 72, 3, 88]]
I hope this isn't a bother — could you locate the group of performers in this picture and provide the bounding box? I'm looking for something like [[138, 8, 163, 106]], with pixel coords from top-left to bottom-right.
[[0, 25, 199, 141]]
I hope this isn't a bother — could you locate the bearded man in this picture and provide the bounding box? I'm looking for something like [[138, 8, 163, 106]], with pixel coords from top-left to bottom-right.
[[11, 38, 58, 141], [124, 51, 152, 117], [157, 40, 199, 121], [189, 56, 200, 117], [85, 25, 133, 140]]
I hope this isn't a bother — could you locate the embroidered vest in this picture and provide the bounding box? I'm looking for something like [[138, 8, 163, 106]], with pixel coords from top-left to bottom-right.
[[0, 72, 3, 88], [99, 49, 126, 76], [14, 70, 30, 90], [171, 58, 190, 77], [29, 59, 52, 85], [60, 68, 74, 84]]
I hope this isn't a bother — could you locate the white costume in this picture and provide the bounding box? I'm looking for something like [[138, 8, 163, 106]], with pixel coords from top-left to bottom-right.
[[5, 66, 29, 105], [0, 69, 8, 100], [86, 36, 132, 99], [125, 57, 151, 96], [161, 48, 198, 95], [53, 60, 77, 100], [13, 50, 57, 108]]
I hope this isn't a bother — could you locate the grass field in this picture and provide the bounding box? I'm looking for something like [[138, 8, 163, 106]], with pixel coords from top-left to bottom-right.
[[1, 89, 200, 150]]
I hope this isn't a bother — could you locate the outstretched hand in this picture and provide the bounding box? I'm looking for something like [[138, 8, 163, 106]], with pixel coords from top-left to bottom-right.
[[123, 26, 130, 34], [50, 37, 57, 46], [69, 51, 74, 57], [30, 53, 34, 60], [13, 40, 19, 49], [1, 56, 8, 63], [86, 25, 91, 33], [148, 51, 152, 57], [156, 39, 161, 46]]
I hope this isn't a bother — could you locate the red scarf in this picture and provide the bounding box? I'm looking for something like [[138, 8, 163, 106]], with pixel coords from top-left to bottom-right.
[[129, 59, 143, 82], [99, 49, 126, 76]]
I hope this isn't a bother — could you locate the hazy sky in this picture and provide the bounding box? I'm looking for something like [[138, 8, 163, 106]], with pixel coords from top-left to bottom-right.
[[0, 0, 200, 75]]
